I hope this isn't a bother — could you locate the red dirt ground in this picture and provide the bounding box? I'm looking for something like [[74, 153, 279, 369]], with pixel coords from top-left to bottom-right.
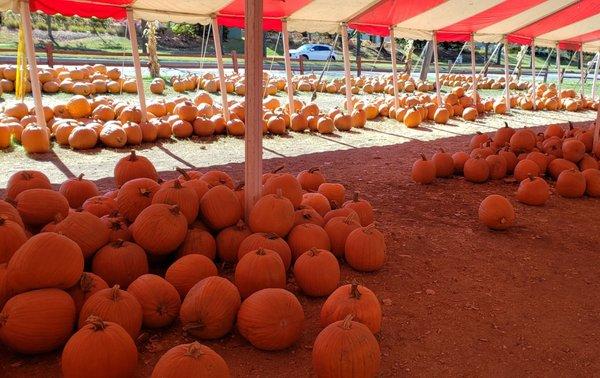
[[1, 110, 600, 376]]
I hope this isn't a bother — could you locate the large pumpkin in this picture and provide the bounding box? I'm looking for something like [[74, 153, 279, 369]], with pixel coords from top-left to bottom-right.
[[21, 123, 50, 153], [114, 150, 158, 187], [287, 223, 331, 260], [199, 185, 242, 230], [127, 274, 181, 328], [249, 192, 295, 237], [6, 170, 51, 200], [53, 211, 111, 259], [131, 204, 188, 255], [15, 188, 69, 226], [234, 248, 286, 298], [516, 175, 550, 206], [165, 255, 218, 298], [556, 169, 586, 198], [59, 174, 100, 209], [293, 248, 340, 297], [478, 194, 515, 230], [321, 283, 382, 334], [151, 342, 230, 378], [344, 224, 386, 272], [0, 216, 27, 264], [262, 173, 303, 208], [92, 240, 149, 289], [116, 177, 160, 222], [152, 180, 199, 224]]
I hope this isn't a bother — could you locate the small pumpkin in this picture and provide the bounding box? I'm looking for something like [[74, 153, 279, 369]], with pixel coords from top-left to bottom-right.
[[301, 192, 331, 217], [82, 196, 118, 218], [318, 182, 346, 206], [451, 151, 469, 175], [92, 239, 149, 289], [463, 156, 490, 183], [555, 169, 586, 198], [177, 224, 217, 259], [216, 220, 252, 263], [516, 175, 550, 206], [485, 154, 507, 180], [59, 174, 100, 209], [513, 159, 541, 182], [324, 215, 361, 257], [116, 177, 160, 222], [200, 185, 242, 230], [127, 274, 181, 328], [297, 167, 325, 192], [548, 158, 578, 180], [238, 232, 292, 271], [114, 150, 158, 187], [582, 169, 600, 197], [478, 194, 515, 230], [562, 139, 586, 163], [151, 342, 230, 378], [342, 192, 374, 226], [165, 255, 218, 298], [262, 173, 304, 208], [152, 180, 199, 224], [287, 223, 331, 261], [21, 123, 50, 153], [344, 224, 386, 272], [321, 283, 381, 334], [411, 154, 436, 184], [293, 248, 340, 297]]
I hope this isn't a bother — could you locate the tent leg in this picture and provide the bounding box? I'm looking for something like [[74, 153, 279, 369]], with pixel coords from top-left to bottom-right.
[[592, 51, 599, 101], [531, 42, 536, 110], [432, 33, 442, 106], [503, 37, 510, 111], [579, 49, 585, 98], [244, 0, 263, 219], [212, 18, 230, 121], [20, 0, 46, 127], [341, 24, 353, 115], [470, 34, 477, 104], [126, 9, 148, 122], [556, 44, 561, 96], [282, 21, 295, 114], [389, 27, 399, 110]]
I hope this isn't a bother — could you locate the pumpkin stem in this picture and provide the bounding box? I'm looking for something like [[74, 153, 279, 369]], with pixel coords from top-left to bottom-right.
[[110, 285, 121, 301], [352, 192, 360, 202], [272, 165, 285, 174], [0, 217, 5, 226], [420, 154, 427, 161], [169, 205, 181, 215], [77, 173, 85, 180], [265, 233, 279, 240], [128, 150, 138, 161], [21, 171, 33, 180], [527, 174, 536, 181], [184, 342, 205, 359], [235, 220, 246, 230], [329, 200, 340, 210], [176, 167, 191, 181], [173, 180, 183, 189], [139, 188, 151, 197], [275, 189, 284, 199], [308, 247, 319, 256], [363, 223, 377, 233], [504, 121, 509, 128], [0, 313, 7, 326], [79, 273, 94, 292], [256, 248, 267, 256], [85, 315, 106, 331], [349, 283, 362, 299], [112, 239, 126, 248], [308, 167, 320, 174], [340, 314, 355, 330], [235, 181, 245, 191]]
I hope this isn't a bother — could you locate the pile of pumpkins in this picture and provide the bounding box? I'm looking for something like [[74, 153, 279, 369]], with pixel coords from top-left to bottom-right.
[[510, 83, 598, 112], [0, 153, 386, 377], [170, 72, 286, 97], [440, 73, 530, 91], [411, 121, 600, 228], [0, 64, 143, 96], [291, 73, 433, 96]]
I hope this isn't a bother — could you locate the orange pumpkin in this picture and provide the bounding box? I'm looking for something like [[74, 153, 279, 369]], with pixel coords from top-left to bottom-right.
[[411, 154, 436, 184], [127, 274, 181, 328], [177, 224, 217, 260], [53, 211, 111, 259], [297, 167, 325, 192], [317, 182, 346, 206], [15, 188, 69, 227], [21, 123, 50, 153], [238, 232, 292, 271], [262, 173, 304, 208], [293, 248, 340, 297], [320, 283, 381, 334], [116, 178, 160, 222], [463, 156, 490, 183], [516, 175, 550, 206], [6, 170, 51, 200], [301, 193, 331, 217], [66, 272, 109, 315], [0, 216, 27, 264], [234, 248, 286, 298], [114, 150, 158, 187], [151, 342, 230, 378], [152, 180, 199, 224], [165, 255, 218, 298], [82, 196, 118, 218], [556, 169, 586, 198], [583, 169, 600, 197], [324, 215, 361, 257], [287, 223, 331, 260], [131, 204, 188, 255], [215, 220, 252, 263], [513, 159, 541, 182], [92, 240, 149, 289], [200, 185, 242, 230], [344, 224, 386, 272], [249, 192, 295, 237], [478, 194, 515, 230]]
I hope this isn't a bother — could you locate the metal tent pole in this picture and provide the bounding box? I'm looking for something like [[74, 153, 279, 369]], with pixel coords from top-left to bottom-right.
[[212, 17, 230, 121], [556, 44, 561, 95], [579, 48, 585, 98], [282, 20, 295, 114], [389, 27, 400, 110], [126, 8, 148, 122], [470, 34, 477, 104], [341, 24, 353, 115], [20, 0, 46, 127], [503, 37, 510, 111], [531, 41, 536, 110], [592, 51, 599, 101], [432, 33, 442, 105]]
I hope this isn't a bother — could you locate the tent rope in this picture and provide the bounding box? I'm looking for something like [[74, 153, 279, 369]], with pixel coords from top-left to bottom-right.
[[310, 33, 340, 102], [447, 42, 467, 75], [369, 39, 385, 73]]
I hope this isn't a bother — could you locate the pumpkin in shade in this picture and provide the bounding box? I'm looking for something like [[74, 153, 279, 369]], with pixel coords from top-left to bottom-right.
[[432, 148, 454, 178], [342, 193, 373, 226], [235, 248, 286, 298], [469, 132, 489, 149], [177, 169, 210, 201], [313, 315, 381, 378], [451, 151, 469, 175], [101, 215, 132, 242], [82, 196, 118, 218], [62, 316, 138, 378], [200, 185, 242, 230], [301, 193, 331, 217], [216, 220, 252, 263], [463, 156, 490, 183], [509, 129, 536, 153], [114, 150, 158, 187], [499, 148, 518, 174], [0, 200, 24, 229], [0, 264, 10, 308], [297, 167, 326, 192], [53, 211, 111, 259], [548, 158, 578, 180], [485, 154, 507, 180], [516, 175, 550, 206], [79, 285, 142, 339], [0, 217, 27, 264], [526, 151, 549, 174], [293, 248, 340, 297], [131, 204, 188, 255], [262, 173, 303, 208], [200, 170, 235, 188], [6, 170, 52, 200], [583, 169, 600, 197], [294, 205, 325, 227], [116, 178, 160, 222], [411, 154, 436, 184], [556, 169, 586, 198], [15, 189, 69, 226], [179, 276, 241, 339], [152, 180, 199, 224], [344, 224, 386, 272], [562, 139, 586, 163], [324, 204, 361, 225], [92, 240, 148, 289], [324, 215, 361, 257], [237, 288, 304, 351], [66, 272, 109, 314], [238, 232, 292, 271], [7, 232, 84, 294], [318, 183, 346, 206], [0, 288, 76, 354], [513, 159, 541, 182], [127, 274, 181, 328], [287, 223, 331, 260], [492, 122, 515, 149], [249, 191, 295, 237], [478, 195, 515, 230], [177, 224, 217, 259], [151, 342, 230, 378], [165, 255, 218, 298], [578, 154, 599, 171], [320, 283, 382, 334]]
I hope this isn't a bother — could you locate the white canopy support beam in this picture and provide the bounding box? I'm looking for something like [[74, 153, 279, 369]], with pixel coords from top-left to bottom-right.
[[579, 48, 585, 98], [432, 33, 442, 106], [20, 0, 46, 127], [389, 27, 399, 111], [592, 51, 599, 102], [470, 34, 477, 104], [212, 17, 230, 121], [556, 44, 561, 96], [341, 24, 353, 115], [282, 20, 295, 114], [503, 37, 510, 111], [531, 41, 536, 110], [244, 0, 263, 219], [125, 8, 148, 122]]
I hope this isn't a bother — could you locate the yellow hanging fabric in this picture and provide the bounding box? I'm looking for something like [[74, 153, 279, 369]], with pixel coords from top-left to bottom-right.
[[15, 22, 28, 101]]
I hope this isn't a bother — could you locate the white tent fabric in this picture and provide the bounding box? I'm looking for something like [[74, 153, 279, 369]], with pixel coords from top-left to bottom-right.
[[286, 0, 380, 33]]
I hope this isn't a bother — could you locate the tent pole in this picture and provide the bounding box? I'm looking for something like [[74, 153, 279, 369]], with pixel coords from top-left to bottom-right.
[[125, 9, 148, 122], [20, 0, 46, 127], [432, 32, 442, 106], [592, 51, 599, 101], [503, 37, 510, 111], [531, 41, 536, 110], [341, 24, 353, 115], [212, 18, 230, 121], [389, 27, 399, 111], [470, 34, 477, 104], [556, 44, 561, 96], [244, 0, 263, 218], [282, 20, 295, 114], [579, 48, 585, 98]]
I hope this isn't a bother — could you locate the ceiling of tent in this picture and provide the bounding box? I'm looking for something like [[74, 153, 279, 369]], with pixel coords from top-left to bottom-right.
[[1, 0, 599, 52]]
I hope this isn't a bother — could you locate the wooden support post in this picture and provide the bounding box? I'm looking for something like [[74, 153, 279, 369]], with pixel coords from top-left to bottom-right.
[[356, 55, 362, 77], [20, 0, 46, 127], [531, 41, 536, 110], [298, 56, 304, 75], [244, 0, 263, 218], [341, 24, 353, 115], [579, 49, 585, 98], [212, 18, 230, 121], [432, 33, 442, 106], [45, 42, 54, 68], [126, 9, 148, 122], [556, 44, 561, 95], [470, 34, 477, 104], [282, 20, 295, 114], [231, 50, 239, 74], [503, 37, 510, 111], [592, 51, 599, 101], [389, 28, 400, 111]]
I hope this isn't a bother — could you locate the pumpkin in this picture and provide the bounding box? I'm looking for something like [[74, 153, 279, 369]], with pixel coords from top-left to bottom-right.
[[179, 276, 241, 339], [200, 170, 235, 188], [99, 123, 127, 148], [498, 148, 518, 174], [317, 183, 346, 206], [333, 113, 352, 131], [79, 285, 142, 339], [513, 159, 541, 182], [287, 223, 331, 261], [0, 200, 24, 229], [493, 122, 515, 149], [294, 205, 325, 227], [101, 215, 132, 242], [175, 101, 198, 121], [313, 315, 381, 378], [301, 193, 331, 217], [82, 196, 118, 218], [249, 191, 295, 237], [200, 185, 242, 230], [14, 188, 69, 226], [293, 248, 340, 297], [451, 151, 469, 175], [235, 248, 286, 298], [53, 211, 111, 259], [127, 274, 181, 328], [411, 154, 436, 184], [320, 283, 382, 334], [556, 169, 586, 198], [430, 148, 454, 178], [6, 170, 51, 200], [66, 95, 92, 118], [526, 151, 549, 173], [344, 224, 386, 272], [151, 342, 230, 378], [21, 123, 50, 153], [0, 263, 11, 308], [578, 154, 599, 171], [216, 220, 252, 263], [469, 132, 489, 149], [152, 180, 199, 224], [0, 288, 76, 354], [237, 288, 304, 350], [516, 175, 550, 206], [548, 158, 578, 180], [478, 194, 515, 230], [324, 215, 361, 257], [69, 126, 98, 150], [509, 129, 537, 153], [131, 204, 188, 255], [0, 217, 27, 264], [562, 139, 586, 163], [297, 167, 325, 192], [116, 178, 160, 222], [433, 108, 449, 124], [114, 150, 158, 187], [193, 117, 216, 137], [92, 240, 149, 289], [6, 232, 84, 294], [238, 233, 292, 271], [66, 272, 109, 314], [403, 107, 422, 128], [463, 156, 490, 183], [317, 117, 335, 133], [172, 120, 194, 138], [59, 174, 100, 209], [62, 316, 138, 378], [262, 173, 304, 208], [342, 192, 374, 226], [583, 169, 600, 197], [165, 255, 218, 298], [177, 224, 217, 259], [485, 154, 507, 180], [323, 206, 360, 225]]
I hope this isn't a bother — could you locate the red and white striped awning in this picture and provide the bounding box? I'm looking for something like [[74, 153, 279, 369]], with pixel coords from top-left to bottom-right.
[[2, 0, 599, 51]]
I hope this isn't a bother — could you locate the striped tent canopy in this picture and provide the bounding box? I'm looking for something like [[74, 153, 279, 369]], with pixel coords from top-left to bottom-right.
[[1, 0, 599, 51]]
